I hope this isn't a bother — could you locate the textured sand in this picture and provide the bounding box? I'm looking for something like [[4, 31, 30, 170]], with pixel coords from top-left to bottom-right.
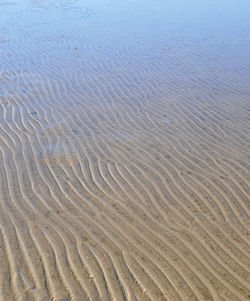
[[0, 0, 250, 300]]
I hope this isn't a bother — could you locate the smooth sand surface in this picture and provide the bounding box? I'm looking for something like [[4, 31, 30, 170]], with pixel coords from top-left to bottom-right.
[[0, 0, 250, 300]]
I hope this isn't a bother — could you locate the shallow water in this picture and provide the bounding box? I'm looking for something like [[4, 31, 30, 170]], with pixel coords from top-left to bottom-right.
[[0, 0, 250, 300]]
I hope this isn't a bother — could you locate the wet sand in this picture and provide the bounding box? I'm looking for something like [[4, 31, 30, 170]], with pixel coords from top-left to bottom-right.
[[0, 0, 250, 300]]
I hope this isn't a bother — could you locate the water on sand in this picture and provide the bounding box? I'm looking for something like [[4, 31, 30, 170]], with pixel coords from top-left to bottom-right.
[[0, 0, 250, 300]]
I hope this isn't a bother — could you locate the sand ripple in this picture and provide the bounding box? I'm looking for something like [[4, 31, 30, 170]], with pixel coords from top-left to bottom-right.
[[0, 0, 250, 300]]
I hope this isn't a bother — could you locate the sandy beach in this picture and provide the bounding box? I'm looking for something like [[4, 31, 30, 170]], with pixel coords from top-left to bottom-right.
[[0, 0, 250, 300]]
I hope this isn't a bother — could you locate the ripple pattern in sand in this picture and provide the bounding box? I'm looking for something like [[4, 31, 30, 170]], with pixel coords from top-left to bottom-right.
[[1, 1, 250, 300]]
